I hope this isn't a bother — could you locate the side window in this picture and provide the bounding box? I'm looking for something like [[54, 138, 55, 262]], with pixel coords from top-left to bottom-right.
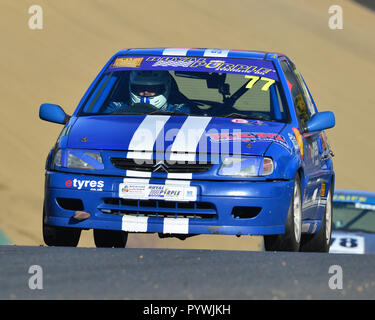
[[280, 60, 311, 128], [290, 62, 316, 117]]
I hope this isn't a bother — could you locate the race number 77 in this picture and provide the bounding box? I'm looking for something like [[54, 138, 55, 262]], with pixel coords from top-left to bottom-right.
[[245, 76, 275, 91]]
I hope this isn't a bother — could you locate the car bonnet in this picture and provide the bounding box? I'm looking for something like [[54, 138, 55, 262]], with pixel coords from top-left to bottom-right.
[[65, 114, 288, 157]]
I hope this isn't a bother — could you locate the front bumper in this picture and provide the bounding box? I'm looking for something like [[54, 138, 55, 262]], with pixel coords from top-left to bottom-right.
[[44, 171, 294, 236]]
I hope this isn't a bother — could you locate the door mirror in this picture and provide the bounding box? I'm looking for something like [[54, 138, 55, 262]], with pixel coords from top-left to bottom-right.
[[39, 103, 70, 124], [305, 111, 335, 133]]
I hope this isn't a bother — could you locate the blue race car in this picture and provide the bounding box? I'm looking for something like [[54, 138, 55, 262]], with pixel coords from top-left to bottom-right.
[[330, 189, 375, 254], [40, 48, 335, 251]]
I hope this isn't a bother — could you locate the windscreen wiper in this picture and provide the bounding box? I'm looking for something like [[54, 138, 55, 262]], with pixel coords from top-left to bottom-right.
[[111, 112, 146, 115], [148, 110, 191, 116], [221, 113, 270, 121]]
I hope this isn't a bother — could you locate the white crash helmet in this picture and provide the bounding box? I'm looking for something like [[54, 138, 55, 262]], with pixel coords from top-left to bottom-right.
[[129, 70, 171, 109]]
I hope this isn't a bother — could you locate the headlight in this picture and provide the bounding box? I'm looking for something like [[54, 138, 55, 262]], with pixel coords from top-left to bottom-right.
[[53, 149, 104, 170], [218, 156, 273, 177], [53, 149, 62, 167]]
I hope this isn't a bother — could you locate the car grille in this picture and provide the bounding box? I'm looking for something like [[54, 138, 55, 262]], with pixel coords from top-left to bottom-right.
[[110, 158, 213, 173], [99, 198, 217, 220]]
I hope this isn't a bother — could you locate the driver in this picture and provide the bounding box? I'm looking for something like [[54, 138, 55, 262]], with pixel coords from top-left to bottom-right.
[[104, 70, 190, 114]]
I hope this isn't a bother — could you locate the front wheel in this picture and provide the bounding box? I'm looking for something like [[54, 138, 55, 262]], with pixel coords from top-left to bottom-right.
[[264, 175, 302, 252], [300, 184, 333, 252], [93, 229, 128, 248], [43, 208, 81, 246]]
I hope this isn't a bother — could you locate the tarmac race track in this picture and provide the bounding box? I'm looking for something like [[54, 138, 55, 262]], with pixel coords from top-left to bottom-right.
[[0, 245, 374, 300]]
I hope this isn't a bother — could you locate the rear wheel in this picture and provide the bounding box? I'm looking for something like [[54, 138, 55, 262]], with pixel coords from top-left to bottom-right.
[[264, 175, 302, 252], [300, 184, 333, 252], [43, 209, 81, 247], [93, 229, 128, 248]]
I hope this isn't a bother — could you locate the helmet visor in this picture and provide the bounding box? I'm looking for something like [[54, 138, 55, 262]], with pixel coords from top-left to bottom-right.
[[130, 84, 165, 96]]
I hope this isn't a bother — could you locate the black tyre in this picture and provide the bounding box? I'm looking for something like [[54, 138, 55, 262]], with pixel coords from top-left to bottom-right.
[[43, 209, 81, 247], [93, 229, 128, 248], [300, 184, 333, 252], [264, 175, 302, 252]]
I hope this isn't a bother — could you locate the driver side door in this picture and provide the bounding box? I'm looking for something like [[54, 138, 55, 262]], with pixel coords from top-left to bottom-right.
[[280, 58, 324, 221]]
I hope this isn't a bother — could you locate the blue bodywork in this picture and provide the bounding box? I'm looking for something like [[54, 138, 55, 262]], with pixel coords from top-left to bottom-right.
[[41, 48, 335, 238]]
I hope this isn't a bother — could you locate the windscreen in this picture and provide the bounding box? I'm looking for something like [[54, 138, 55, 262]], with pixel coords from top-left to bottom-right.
[[79, 55, 288, 122], [333, 201, 375, 234]]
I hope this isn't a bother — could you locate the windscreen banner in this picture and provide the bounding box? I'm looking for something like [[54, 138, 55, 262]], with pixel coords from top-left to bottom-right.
[[106, 55, 279, 81]]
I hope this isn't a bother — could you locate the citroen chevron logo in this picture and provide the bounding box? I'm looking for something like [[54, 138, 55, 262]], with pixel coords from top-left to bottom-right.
[[153, 161, 168, 173]]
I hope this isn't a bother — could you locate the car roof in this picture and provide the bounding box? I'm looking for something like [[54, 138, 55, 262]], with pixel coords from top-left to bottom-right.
[[115, 48, 288, 60], [334, 189, 375, 205]]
